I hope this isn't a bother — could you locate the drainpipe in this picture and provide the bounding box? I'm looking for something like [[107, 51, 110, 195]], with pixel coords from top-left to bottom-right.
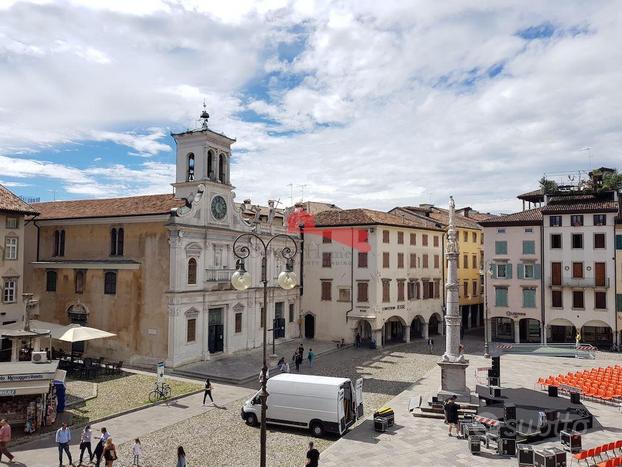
[[442, 230, 446, 336], [345, 227, 354, 323], [299, 223, 304, 296], [540, 223, 546, 344]]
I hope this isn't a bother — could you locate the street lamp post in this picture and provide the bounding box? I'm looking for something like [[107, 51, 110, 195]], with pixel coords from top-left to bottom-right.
[[483, 262, 492, 358], [231, 232, 298, 467]]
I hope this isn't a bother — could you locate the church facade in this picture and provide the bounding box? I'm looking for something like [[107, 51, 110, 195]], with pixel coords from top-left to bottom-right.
[[24, 112, 301, 368]]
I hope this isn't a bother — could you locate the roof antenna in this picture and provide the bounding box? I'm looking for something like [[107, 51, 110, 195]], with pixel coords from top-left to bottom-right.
[[200, 100, 209, 129]]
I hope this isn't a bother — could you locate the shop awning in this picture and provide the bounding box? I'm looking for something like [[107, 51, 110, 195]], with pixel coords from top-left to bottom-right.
[[0, 382, 51, 396]]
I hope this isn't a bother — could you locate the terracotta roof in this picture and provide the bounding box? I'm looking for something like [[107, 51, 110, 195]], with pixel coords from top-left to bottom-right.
[[314, 209, 443, 231], [479, 207, 543, 227], [393, 206, 483, 230], [299, 201, 341, 215], [517, 189, 545, 202], [33, 194, 185, 220], [541, 194, 619, 214], [0, 184, 38, 214]]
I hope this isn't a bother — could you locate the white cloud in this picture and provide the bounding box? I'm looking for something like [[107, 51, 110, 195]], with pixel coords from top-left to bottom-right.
[[1, 0, 621, 212]]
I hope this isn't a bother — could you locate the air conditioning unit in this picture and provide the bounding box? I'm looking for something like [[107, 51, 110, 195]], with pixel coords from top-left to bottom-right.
[[31, 351, 48, 363]]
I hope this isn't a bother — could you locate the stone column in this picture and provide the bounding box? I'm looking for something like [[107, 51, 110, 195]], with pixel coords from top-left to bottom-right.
[[405, 325, 411, 343], [438, 196, 470, 401], [373, 329, 383, 349], [422, 322, 429, 340], [465, 309, 471, 330], [514, 320, 521, 344]]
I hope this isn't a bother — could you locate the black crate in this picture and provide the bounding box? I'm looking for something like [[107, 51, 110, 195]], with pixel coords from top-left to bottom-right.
[[374, 417, 388, 433], [517, 444, 534, 466]]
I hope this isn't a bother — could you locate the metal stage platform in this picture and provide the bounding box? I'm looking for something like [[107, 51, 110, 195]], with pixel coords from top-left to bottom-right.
[[492, 342, 597, 359], [475, 385, 594, 440]]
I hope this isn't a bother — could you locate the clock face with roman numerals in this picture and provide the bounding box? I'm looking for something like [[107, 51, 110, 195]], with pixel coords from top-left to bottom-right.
[[211, 195, 227, 220]]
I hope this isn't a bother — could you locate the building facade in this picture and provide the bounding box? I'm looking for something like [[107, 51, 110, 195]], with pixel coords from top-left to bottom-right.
[[616, 218, 622, 344], [480, 209, 543, 343], [0, 186, 37, 360], [390, 205, 486, 331], [482, 185, 621, 348], [24, 112, 301, 368], [301, 209, 444, 348]]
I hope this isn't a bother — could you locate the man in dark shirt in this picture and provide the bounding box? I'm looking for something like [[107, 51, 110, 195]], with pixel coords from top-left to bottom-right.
[[306, 441, 320, 466], [443, 395, 460, 437]]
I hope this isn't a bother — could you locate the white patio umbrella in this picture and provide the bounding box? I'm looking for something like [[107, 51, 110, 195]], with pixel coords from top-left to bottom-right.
[[57, 326, 116, 343]]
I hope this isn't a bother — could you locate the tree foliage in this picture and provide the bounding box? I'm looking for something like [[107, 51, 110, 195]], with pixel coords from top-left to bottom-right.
[[539, 177, 558, 194]]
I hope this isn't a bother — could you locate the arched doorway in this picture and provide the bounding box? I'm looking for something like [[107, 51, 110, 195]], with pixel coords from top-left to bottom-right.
[[428, 313, 441, 336], [581, 320, 613, 349], [411, 316, 425, 340], [548, 318, 576, 344], [304, 314, 315, 339], [519, 318, 541, 343], [491, 317, 514, 342], [384, 316, 406, 344], [67, 302, 89, 354], [357, 320, 372, 341]]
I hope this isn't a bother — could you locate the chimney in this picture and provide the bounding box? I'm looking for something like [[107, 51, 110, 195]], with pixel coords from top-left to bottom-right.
[[462, 207, 471, 218]]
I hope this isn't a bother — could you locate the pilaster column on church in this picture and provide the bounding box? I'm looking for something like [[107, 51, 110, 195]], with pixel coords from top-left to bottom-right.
[[404, 325, 411, 343], [514, 319, 521, 344]]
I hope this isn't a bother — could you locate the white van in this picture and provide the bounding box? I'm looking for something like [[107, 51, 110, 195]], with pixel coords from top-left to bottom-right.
[[241, 374, 363, 437]]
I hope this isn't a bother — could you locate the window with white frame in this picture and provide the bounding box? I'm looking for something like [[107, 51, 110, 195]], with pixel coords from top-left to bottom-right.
[[5, 217, 18, 229], [4, 237, 17, 260], [524, 263, 535, 279], [495, 263, 508, 278], [3, 278, 17, 303]]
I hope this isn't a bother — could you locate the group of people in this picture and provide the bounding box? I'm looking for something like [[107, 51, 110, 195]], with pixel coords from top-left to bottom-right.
[[275, 343, 316, 373], [56, 423, 123, 466]]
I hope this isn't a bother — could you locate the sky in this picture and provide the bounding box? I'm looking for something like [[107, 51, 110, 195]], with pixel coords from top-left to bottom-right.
[[0, 0, 621, 213]]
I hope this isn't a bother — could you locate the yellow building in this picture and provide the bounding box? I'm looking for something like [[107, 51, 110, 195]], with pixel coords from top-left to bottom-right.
[[390, 205, 489, 330]]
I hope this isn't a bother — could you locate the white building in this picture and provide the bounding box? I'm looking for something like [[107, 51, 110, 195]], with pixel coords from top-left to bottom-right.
[[481, 185, 621, 348], [480, 208, 543, 343], [301, 209, 444, 348]]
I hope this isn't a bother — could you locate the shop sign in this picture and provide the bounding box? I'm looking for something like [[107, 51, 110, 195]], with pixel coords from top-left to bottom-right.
[[397, 305, 405, 309], [506, 311, 526, 318], [382, 306, 396, 310], [0, 373, 48, 382], [0, 389, 16, 396]]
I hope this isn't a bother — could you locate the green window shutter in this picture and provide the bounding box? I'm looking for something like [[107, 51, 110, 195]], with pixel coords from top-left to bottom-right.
[[517, 264, 524, 279], [522, 240, 535, 255], [495, 288, 507, 307], [495, 241, 507, 255], [523, 289, 536, 308], [534, 264, 542, 280], [616, 235, 622, 250], [507, 263, 513, 279], [617, 294, 622, 312], [491, 264, 497, 279]]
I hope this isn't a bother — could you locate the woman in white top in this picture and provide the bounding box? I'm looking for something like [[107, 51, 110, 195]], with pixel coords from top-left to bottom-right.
[[132, 438, 142, 466], [79, 424, 93, 465]]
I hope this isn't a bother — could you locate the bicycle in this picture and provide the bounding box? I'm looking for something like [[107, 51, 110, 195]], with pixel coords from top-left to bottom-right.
[[148, 382, 171, 403]]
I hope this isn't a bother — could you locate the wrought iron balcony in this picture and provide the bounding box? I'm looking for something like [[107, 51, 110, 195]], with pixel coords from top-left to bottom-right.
[[547, 277, 610, 288]]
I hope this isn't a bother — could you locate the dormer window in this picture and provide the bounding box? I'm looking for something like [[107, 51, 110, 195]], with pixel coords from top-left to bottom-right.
[[187, 153, 195, 181]]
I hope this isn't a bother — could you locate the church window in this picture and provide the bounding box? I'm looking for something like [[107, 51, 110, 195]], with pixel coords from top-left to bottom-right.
[[110, 227, 124, 256], [207, 150, 214, 179], [218, 154, 225, 183], [188, 258, 197, 285], [187, 153, 195, 181]]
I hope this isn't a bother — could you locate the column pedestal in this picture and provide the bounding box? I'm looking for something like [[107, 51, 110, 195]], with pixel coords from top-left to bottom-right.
[[438, 360, 471, 402], [373, 329, 383, 349], [404, 325, 411, 343]]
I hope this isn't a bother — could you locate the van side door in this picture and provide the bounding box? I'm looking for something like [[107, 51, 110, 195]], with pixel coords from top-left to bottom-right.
[[354, 378, 364, 419], [338, 388, 346, 434]]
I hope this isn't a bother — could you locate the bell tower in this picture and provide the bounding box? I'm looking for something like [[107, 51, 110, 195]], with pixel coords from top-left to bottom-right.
[[171, 104, 236, 200]]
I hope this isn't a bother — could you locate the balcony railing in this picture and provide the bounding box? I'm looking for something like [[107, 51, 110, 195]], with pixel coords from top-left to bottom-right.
[[547, 277, 610, 288], [205, 268, 236, 282]]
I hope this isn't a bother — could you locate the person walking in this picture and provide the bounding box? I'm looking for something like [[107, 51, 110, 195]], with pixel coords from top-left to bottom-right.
[[203, 378, 214, 405], [0, 419, 15, 464], [355, 332, 361, 348], [79, 424, 93, 466], [102, 438, 117, 466], [307, 348, 315, 368], [93, 427, 110, 467], [176, 446, 187, 467], [298, 343, 304, 357], [55, 422, 73, 466], [306, 441, 320, 466], [132, 438, 141, 466], [443, 395, 460, 437], [295, 351, 303, 372]]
